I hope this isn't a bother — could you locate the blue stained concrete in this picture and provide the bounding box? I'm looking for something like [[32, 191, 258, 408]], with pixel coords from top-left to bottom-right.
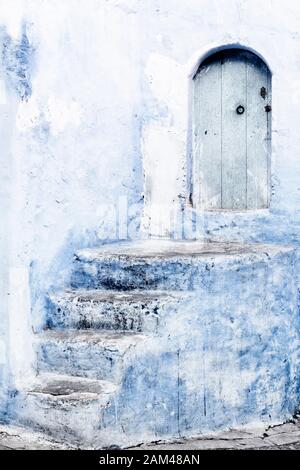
[[1, 24, 34, 100], [14, 242, 299, 447], [99, 244, 299, 445]]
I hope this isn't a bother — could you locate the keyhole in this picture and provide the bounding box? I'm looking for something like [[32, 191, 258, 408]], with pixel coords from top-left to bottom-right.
[[260, 87, 267, 99]]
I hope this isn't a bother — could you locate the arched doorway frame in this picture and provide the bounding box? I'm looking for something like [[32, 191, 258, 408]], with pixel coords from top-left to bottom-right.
[[186, 42, 273, 211]]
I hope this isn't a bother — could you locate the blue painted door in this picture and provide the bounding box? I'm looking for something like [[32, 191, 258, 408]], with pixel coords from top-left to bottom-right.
[[193, 49, 271, 210]]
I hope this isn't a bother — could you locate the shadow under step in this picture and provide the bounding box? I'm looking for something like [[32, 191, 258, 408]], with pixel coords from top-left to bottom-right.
[[47, 289, 182, 332], [36, 329, 147, 382]]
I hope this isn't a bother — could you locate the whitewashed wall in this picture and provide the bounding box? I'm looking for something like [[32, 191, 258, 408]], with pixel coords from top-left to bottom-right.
[[0, 0, 300, 416]]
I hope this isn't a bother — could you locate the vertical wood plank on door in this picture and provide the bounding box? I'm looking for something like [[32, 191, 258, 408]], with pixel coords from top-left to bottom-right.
[[221, 52, 247, 210], [193, 59, 222, 209], [266, 69, 272, 207], [246, 53, 270, 209]]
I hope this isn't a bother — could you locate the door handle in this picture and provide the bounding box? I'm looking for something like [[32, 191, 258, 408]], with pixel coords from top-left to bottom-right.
[[236, 105, 245, 115]]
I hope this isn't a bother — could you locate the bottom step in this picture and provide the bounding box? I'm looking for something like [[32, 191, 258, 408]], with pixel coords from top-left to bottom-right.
[[15, 374, 118, 447], [0, 423, 71, 450]]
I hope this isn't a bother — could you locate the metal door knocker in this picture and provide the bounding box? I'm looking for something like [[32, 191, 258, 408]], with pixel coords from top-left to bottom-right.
[[236, 105, 245, 115]]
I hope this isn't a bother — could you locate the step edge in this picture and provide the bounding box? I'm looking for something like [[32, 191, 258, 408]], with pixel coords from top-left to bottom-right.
[[48, 289, 186, 303], [25, 373, 118, 402], [74, 241, 295, 262], [0, 423, 74, 450]]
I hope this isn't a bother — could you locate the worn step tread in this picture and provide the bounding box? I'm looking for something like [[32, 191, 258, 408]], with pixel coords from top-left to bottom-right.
[[72, 241, 294, 290], [75, 240, 293, 262], [37, 329, 147, 350], [36, 329, 147, 380], [48, 289, 183, 331], [16, 374, 118, 446], [0, 423, 73, 450], [27, 373, 117, 404], [50, 288, 180, 303]]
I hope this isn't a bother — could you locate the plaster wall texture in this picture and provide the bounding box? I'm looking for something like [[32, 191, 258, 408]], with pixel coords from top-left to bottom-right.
[[0, 0, 299, 426]]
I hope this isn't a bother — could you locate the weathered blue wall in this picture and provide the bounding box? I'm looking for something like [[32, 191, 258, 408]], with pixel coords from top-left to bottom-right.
[[1, 24, 34, 100], [0, 0, 300, 429], [0, 21, 34, 421]]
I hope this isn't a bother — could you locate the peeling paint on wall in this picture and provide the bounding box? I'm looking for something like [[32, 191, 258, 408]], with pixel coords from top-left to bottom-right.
[[1, 23, 34, 100]]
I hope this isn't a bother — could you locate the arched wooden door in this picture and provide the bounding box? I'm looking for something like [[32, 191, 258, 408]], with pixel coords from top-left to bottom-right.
[[193, 49, 271, 210]]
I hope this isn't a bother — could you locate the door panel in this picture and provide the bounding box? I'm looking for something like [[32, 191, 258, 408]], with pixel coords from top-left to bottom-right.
[[246, 54, 271, 208], [221, 51, 247, 210], [193, 49, 271, 210], [193, 59, 222, 209]]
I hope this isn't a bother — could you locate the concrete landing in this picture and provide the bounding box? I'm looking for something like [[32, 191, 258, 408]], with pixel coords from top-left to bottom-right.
[[15, 373, 118, 446], [132, 416, 300, 450], [1, 416, 300, 450]]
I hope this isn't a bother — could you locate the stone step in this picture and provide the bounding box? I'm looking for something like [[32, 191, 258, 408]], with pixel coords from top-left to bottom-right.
[[0, 423, 73, 449], [71, 240, 293, 290], [47, 289, 182, 332], [36, 329, 147, 382], [15, 373, 117, 447]]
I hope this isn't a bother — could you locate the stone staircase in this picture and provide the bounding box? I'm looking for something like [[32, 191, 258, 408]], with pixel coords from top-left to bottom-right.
[[12, 240, 300, 448]]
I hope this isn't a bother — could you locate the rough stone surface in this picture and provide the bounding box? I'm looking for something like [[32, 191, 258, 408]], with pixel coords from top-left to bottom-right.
[[36, 330, 147, 382], [27, 373, 117, 404], [14, 374, 117, 446], [0, 424, 71, 450], [47, 289, 182, 332], [72, 240, 294, 290], [76, 240, 286, 259], [132, 416, 300, 450]]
